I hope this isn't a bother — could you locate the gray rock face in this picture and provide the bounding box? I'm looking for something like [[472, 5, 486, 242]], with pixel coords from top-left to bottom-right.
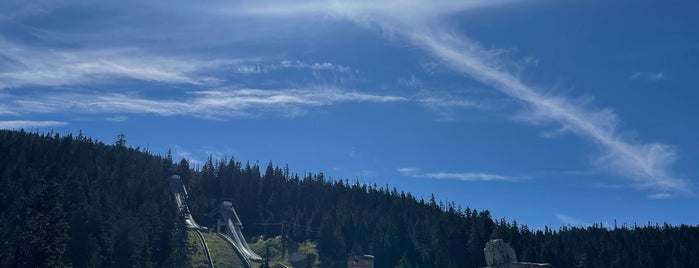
[[484, 239, 518, 266]]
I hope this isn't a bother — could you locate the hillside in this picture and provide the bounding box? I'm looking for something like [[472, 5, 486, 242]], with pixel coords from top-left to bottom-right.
[[0, 130, 187, 267], [1, 130, 698, 267], [180, 156, 699, 267]]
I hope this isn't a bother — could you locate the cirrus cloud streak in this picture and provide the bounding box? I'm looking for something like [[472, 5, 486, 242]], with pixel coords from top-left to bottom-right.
[[3, 87, 406, 119], [225, 0, 691, 195], [398, 167, 515, 182], [0, 120, 68, 130]]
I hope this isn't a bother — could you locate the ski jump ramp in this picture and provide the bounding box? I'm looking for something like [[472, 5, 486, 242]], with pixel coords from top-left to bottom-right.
[[220, 200, 263, 262], [168, 174, 261, 265], [168, 175, 214, 267], [168, 175, 205, 229]]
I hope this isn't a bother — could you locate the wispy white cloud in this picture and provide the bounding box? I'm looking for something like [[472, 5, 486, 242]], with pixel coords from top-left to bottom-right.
[[0, 102, 16, 115], [187, 88, 405, 117], [223, 0, 521, 20], [0, 120, 67, 129], [398, 167, 514, 182], [413, 86, 497, 121], [232, 60, 352, 75], [419, 96, 483, 110], [398, 74, 421, 89], [168, 144, 239, 167], [631, 72, 666, 82], [556, 213, 589, 226], [0, 38, 242, 89], [105, 116, 129, 122], [648, 193, 673, 199], [4, 87, 406, 119], [0, 36, 355, 90], [0, 0, 67, 21], [417, 94, 489, 121], [278, 60, 352, 73], [169, 145, 203, 165], [413, 31, 688, 194], [234, 65, 266, 74], [2, 0, 690, 196], [225, 0, 691, 195]]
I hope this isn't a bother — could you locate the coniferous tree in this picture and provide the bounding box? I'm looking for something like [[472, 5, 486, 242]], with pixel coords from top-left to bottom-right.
[[11, 178, 69, 267], [2, 129, 698, 267], [0, 130, 182, 267]]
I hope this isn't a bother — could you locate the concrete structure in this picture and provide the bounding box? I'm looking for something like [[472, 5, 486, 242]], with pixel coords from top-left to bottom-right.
[[168, 175, 205, 230], [348, 254, 374, 268], [167, 175, 213, 267], [217, 200, 263, 262], [481, 263, 552, 268]]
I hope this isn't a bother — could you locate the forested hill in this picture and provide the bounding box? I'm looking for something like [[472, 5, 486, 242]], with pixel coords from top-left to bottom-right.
[[1, 130, 698, 267], [0, 130, 187, 267], [181, 157, 699, 267]]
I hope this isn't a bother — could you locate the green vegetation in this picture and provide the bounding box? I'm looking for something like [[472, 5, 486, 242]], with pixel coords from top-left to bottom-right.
[[200, 232, 246, 267], [186, 231, 209, 268], [249, 236, 290, 267], [1, 129, 698, 267], [249, 236, 319, 268]]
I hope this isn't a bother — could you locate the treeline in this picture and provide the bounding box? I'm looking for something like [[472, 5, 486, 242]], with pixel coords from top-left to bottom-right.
[[0, 130, 188, 267], [183, 157, 699, 268], [493, 219, 699, 267], [181, 157, 498, 267], [1, 129, 697, 267]]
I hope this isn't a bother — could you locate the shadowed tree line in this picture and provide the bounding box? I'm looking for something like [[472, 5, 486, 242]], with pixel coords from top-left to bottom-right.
[[182, 157, 699, 267], [0, 129, 697, 267], [0, 130, 187, 267]]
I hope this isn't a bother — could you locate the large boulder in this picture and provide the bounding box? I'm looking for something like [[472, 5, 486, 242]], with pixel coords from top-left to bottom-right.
[[484, 239, 518, 266]]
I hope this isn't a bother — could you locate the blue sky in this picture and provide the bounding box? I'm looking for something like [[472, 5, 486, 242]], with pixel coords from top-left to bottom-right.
[[1, 0, 698, 228]]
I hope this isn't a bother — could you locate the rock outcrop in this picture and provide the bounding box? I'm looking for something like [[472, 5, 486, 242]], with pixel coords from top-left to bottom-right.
[[484, 239, 518, 266], [481, 239, 552, 268]]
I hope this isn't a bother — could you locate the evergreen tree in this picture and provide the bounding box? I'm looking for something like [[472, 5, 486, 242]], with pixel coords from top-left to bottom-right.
[[11, 178, 69, 267], [2, 129, 698, 267]]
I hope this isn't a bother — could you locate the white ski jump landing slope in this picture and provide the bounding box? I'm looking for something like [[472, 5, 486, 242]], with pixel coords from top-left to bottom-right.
[[221, 201, 263, 262], [168, 175, 205, 229]]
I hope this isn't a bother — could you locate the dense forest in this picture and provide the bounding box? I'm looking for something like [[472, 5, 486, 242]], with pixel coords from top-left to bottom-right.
[[1, 129, 698, 267], [182, 157, 699, 267], [0, 130, 187, 267]]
